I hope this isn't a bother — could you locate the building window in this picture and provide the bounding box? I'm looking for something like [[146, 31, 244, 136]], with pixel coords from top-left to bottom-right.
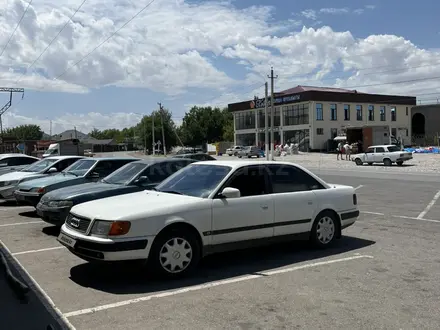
[[235, 111, 255, 130], [368, 105, 374, 121], [344, 104, 350, 120], [282, 103, 309, 126], [391, 106, 396, 121], [380, 106, 386, 121], [356, 105, 362, 121], [330, 104, 337, 121], [391, 128, 397, 137], [316, 103, 323, 120], [406, 107, 408, 116], [406, 129, 408, 136], [330, 128, 338, 139], [316, 128, 324, 135]]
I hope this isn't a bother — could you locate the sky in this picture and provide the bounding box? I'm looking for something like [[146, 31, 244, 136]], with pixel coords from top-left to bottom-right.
[[0, 0, 439, 134]]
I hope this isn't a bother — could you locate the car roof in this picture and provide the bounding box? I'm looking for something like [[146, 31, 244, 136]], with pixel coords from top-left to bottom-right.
[[190, 160, 303, 169], [44, 155, 85, 160], [83, 157, 140, 161], [0, 153, 37, 159], [369, 145, 395, 148], [132, 158, 194, 165]]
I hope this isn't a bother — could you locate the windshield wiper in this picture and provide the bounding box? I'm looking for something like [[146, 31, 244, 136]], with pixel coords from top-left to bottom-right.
[[161, 190, 183, 195]]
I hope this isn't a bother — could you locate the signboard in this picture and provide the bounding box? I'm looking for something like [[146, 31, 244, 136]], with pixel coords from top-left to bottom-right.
[[16, 143, 25, 151], [251, 94, 301, 108]]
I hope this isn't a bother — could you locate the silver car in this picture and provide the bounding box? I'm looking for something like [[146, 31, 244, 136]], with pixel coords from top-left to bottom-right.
[[237, 146, 261, 158]]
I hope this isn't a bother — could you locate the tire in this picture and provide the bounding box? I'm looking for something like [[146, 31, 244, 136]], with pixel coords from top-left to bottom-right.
[[310, 211, 339, 248], [396, 161, 403, 166], [148, 227, 201, 279], [234, 152, 238, 156], [228, 154, 232, 156], [367, 162, 373, 166], [383, 158, 392, 166], [355, 158, 363, 166], [238, 155, 242, 158]]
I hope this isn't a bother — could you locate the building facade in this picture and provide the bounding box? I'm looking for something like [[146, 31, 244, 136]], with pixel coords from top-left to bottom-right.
[[410, 104, 440, 146], [228, 86, 416, 151]]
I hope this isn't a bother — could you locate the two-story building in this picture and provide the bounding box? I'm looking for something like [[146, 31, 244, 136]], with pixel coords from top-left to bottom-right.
[[228, 85, 416, 151]]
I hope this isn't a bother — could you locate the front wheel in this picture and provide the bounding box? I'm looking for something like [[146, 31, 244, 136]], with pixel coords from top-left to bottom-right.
[[355, 158, 363, 166], [148, 228, 201, 278], [310, 211, 338, 248]]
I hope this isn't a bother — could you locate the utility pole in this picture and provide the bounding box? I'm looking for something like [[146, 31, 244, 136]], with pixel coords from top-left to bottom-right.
[[264, 82, 269, 160], [49, 120, 52, 138], [267, 67, 277, 160], [0, 87, 24, 141], [152, 111, 155, 156], [158, 102, 167, 156]]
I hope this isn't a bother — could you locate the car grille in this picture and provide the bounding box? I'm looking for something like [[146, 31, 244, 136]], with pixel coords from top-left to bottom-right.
[[65, 213, 91, 233], [0, 182, 4, 187]]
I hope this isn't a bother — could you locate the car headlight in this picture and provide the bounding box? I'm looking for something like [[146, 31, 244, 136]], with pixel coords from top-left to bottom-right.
[[4, 180, 19, 186], [90, 220, 131, 237], [48, 200, 73, 207], [30, 187, 45, 193]]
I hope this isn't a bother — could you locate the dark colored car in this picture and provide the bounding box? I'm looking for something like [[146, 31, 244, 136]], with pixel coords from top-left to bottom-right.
[[15, 157, 137, 207], [36, 158, 195, 226], [173, 153, 216, 161]]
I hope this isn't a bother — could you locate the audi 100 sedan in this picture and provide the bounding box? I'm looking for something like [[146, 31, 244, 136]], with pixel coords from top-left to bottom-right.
[[58, 161, 359, 278]]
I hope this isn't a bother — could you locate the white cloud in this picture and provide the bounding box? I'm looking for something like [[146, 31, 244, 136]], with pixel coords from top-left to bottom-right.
[[300, 9, 317, 20], [319, 8, 350, 14]]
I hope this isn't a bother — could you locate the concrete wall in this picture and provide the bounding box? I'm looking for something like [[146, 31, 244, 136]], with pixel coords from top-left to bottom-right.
[[411, 104, 440, 146]]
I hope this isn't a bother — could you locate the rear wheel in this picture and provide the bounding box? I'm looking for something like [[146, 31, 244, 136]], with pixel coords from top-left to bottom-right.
[[383, 158, 392, 166], [310, 211, 339, 248]]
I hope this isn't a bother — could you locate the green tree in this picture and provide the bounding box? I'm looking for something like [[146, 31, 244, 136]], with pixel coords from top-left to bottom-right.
[[221, 107, 234, 141], [4, 124, 43, 140]]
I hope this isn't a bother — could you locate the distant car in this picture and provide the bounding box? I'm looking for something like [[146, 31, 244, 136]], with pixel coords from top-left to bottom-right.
[[226, 146, 243, 156], [14, 158, 137, 207], [237, 146, 261, 158], [176, 148, 203, 155], [173, 153, 216, 161], [352, 144, 413, 166], [0, 156, 84, 201], [57, 160, 359, 278], [0, 154, 39, 176], [37, 158, 195, 226]]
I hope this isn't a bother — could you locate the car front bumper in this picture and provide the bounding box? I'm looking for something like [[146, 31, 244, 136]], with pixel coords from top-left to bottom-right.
[[13, 191, 42, 206], [36, 203, 71, 226], [0, 185, 17, 200], [58, 225, 153, 262]]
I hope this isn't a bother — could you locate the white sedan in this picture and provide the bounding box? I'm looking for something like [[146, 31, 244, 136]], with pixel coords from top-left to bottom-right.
[[58, 160, 359, 278]]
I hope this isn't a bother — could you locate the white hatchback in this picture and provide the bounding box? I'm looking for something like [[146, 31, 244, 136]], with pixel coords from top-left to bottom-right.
[[58, 161, 359, 278]]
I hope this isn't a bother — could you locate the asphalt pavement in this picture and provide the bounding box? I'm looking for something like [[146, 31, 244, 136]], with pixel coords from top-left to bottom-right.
[[1, 166, 440, 329]]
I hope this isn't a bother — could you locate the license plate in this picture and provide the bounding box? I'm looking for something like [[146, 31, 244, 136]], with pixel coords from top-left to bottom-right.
[[58, 233, 76, 248]]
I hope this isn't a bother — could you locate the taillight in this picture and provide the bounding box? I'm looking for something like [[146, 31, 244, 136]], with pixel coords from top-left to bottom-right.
[[353, 194, 357, 205]]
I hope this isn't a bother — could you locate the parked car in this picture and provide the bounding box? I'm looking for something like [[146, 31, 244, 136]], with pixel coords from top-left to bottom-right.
[[237, 146, 261, 158], [37, 158, 195, 226], [226, 145, 243, 156], [0, 156, 83, 201], [352, 144, 413, 166], [176, 147, 203, 155], [14, 157, 137, 207], [0, 154, 39, 176], [57, 160, 359, 278], [173, 153, 216, 161]]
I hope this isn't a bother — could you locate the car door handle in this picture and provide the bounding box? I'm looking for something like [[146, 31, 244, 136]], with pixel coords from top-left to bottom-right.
[[308, 201, 313, 205], [260, 204, 269, 210]]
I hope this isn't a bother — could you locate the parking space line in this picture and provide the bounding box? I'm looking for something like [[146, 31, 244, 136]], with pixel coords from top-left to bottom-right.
[[392, 215, 440, 224], [64, 254, 374, 318], [361, 211, 384, 216], [0, 206, 34, 211], [354, 185, 364, 190], [0, 221, 43, 227], [12, 246, 65, 256], [0, 239, 75, 329], [417, 190, 440, 219]]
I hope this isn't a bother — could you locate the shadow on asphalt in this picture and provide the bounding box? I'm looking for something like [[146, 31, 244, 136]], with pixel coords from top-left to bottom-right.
[[68, 236, 375, 294], [0, 201, 19, 207], [42, 226, 61, 237], [18, 210, 39, 218], [362, 164, 415, 167]]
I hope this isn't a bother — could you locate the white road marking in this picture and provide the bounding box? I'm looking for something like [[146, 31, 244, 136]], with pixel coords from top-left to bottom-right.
[[0, 206, 34, 211], [0, 239, 76, 329], [354, 185, 364, 190], [417, 190, 440, 219], [392, 215, 440, 224], [64, 254, 374, 318], [361, 211, 384, 216], [0, 221, 43, 227], [12, 246, 65, 256]]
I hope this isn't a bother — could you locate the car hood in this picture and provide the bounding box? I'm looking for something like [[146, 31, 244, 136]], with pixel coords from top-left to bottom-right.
[[42, 182, 122, 201], [0, 171, 41, 182], [18, 173, 78, 189], [70, 190, 202, 221]]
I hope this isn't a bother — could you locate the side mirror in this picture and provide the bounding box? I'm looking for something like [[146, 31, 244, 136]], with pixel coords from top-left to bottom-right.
[[134, 176, 148, 184], [89, 172, 100, 179], [47, 167, 58, 173], [219, 187, 240, 199]]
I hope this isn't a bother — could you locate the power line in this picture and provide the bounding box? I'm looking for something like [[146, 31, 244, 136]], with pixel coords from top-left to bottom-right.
[[15, 0, 88, 83], [0, 0, 33, 58]]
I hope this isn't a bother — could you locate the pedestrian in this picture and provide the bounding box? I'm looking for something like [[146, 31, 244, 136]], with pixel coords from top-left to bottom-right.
[[337, 141, 344, 160], [344, 141, 351, 160]]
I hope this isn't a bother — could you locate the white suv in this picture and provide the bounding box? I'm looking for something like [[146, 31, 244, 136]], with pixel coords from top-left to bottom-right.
[[353, 144, 413, 166], [226, 145, 243, 156]]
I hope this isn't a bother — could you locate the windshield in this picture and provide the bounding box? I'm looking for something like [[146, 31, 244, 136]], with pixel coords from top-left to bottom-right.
[[21, 158, 58, 172], [387, 145, 400, 152], [44, 148, 58, 155], [62, 159, 97, 177], [103, 162, 148, 185], [156, 164, 232, 198]]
